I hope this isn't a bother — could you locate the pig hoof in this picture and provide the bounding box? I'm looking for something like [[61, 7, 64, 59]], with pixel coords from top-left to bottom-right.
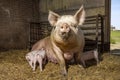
[[40, 70, 43, 72], [78, 64, 83, 68], [33, 69, 35, 71], [61, 71, 67, 76]]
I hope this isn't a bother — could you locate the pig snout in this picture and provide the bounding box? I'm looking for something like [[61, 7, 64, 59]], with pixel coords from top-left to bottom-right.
[[60, 23, 70, 33], [25, 55, 30, 61], [25, 55, 34, 69], [59, 23, 71, 40]]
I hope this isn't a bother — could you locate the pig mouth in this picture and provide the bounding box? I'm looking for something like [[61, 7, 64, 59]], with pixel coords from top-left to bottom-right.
[[60, 32, 71, 41]]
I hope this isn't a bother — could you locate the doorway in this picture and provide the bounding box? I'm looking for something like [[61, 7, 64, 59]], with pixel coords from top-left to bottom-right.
[[110, 0, 120, 55]]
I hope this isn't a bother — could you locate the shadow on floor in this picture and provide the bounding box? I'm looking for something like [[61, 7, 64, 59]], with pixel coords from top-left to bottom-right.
[[110, 49, 120, 56]]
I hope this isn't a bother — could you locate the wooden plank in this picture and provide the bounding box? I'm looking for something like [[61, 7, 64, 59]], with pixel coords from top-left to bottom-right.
[[81, 26, 101, 30]]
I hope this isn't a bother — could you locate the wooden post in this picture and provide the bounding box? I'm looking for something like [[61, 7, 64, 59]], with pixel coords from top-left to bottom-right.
[[105, 0, 111, 52]]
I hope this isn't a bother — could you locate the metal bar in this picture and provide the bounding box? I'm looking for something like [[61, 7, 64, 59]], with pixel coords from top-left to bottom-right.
[[81, 26, 101, 30], [85, 18, 102, 22], [29, 23, 32, 50], [84, 32, 101, 36], [100, 15, 104, 53], [96, 14, 99, 52], [84, 21, 102, 24]]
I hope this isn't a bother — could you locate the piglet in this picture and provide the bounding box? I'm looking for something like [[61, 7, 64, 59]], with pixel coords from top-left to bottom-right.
[[80, 49, 99, 67], [25, 48, 46, 71]]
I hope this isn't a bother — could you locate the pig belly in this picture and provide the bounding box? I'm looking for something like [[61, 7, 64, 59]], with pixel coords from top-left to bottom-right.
[[47, 55, 58, 64]]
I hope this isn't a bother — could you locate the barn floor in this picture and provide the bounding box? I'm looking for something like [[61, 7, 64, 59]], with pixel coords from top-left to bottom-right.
[[0, 50, 120, 80]]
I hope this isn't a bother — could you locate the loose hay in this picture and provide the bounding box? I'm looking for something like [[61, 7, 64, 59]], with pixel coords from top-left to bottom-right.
[[0, 50, 120, 80]]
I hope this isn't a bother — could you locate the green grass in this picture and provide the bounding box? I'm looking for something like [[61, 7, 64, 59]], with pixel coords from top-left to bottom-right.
[[110, 37, 116, 44], [111, 30, 120, 44]]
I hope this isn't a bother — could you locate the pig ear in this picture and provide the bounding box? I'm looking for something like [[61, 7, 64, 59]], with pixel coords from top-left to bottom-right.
[[48, 10, 60, 26], [74, 5, 85, 25]]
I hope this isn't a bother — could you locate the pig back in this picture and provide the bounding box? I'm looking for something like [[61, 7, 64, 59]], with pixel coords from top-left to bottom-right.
[[31, 37, 50, 51]]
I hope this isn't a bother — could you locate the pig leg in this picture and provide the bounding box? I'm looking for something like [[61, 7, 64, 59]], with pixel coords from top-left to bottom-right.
[[74, 52, 81, 64], [75, 51, 86, 68], [43, 56, 46, 65], [53, 47, 67, 76], [29, 60, 34, 69], [94, 51, 99, 65], [81, 59, 86, 68], [33, 57, 37, 71], [95, 57, 99, 65], [37, 56, 43, 71]]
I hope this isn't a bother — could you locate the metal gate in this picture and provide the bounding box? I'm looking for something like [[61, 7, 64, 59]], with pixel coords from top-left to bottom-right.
[[28, 14, 104, 53], [82, 14, 104, 53]]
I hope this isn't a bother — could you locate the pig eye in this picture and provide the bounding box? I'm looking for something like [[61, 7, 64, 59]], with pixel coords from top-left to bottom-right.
[[61, 26, 63, 29], [73, 25, 77, 28]]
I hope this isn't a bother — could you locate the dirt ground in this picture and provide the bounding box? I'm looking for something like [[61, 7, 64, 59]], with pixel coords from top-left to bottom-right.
[[111, 43, 120, 55], [0, 48, 120, 80], [111, 43, 120, 50]]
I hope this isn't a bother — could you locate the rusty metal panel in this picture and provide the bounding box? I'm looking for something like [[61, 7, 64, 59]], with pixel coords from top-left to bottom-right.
[[28, 21, 52, 50], [82, 15, 104, 52]]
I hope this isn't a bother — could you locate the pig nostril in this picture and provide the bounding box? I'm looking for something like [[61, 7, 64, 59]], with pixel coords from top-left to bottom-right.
[[62, 32, 66, 35], [61, 26, 63, 29], [66, 26, 68, 29]]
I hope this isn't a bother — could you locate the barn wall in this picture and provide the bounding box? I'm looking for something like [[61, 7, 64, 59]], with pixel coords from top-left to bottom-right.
[[39, 0, 105, 21], [0, 0, 110, 50], [38, 0, 110, 52], [0, 0, 39, 50], [39, 0, 105, 39]]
